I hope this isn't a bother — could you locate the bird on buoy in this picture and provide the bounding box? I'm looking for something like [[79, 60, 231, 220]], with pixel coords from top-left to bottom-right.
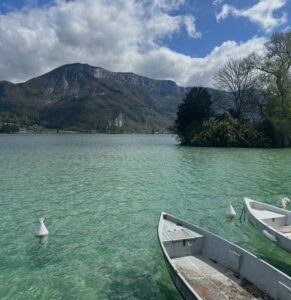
[[225, 202, 236, 218], [277, 197, 290, 209], [35, 217, 49, 237]]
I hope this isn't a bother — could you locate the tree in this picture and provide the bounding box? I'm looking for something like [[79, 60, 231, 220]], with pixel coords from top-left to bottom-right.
[[213, 57, 260, 119], [190, 113, 271, 147], [0, 123, 19, 133], [254, 31, 291, 115], [175, 87, 212, 145]]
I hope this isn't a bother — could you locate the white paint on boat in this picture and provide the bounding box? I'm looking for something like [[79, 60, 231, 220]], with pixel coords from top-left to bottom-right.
[[262, 230, 277, 242], [158, 212, 291, 300], [244, 197, 291, 252]]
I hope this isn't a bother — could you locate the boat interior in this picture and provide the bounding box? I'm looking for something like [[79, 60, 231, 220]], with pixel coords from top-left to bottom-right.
[[249, 201, 291, 238], [161, 215, 271, 300]]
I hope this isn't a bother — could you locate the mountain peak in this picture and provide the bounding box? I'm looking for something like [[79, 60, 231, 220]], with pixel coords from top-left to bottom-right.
[[47, 63, 180, 87], [0, 63, 189, 132]]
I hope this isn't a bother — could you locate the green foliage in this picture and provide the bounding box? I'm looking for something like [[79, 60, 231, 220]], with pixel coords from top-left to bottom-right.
[[175, 87, 212, 145], [175, 30, 291, 148], [256, 117, 291, 147], [188, 113, 271, 147], [178, 111, 291, 148], [0, 123, 19, 133], [257, 31, 291, 116]]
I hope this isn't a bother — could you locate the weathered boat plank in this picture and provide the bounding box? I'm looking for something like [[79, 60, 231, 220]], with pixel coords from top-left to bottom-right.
[[162, 219, 202, 242], [276, 225, 291, 233], [158, 212, 291, 300], [173, 255, 271, 300]]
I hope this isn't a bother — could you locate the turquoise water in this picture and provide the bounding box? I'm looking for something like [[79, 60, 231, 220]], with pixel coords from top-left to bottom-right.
[[1, 134, 291, 299]]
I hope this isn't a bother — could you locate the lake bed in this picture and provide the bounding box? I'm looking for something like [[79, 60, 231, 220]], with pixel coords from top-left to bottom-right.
[[1, 134, 291, 299]]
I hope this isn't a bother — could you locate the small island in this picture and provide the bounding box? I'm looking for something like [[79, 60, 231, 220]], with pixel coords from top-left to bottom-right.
[[174, 31, 291, 148]]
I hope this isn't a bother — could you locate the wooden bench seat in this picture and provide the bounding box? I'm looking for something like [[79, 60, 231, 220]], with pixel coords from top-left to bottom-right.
[[276, 225, 291, 233], [162, 219, 203, 242]]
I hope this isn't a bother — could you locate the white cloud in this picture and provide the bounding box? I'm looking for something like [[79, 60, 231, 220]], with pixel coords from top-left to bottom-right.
[[145, 13, 182, 40], [213, 0, 223, 6], [0, 0, 266, 87], [217, 0, 288, 32], [131, 36, 267, 87], [184, 15, 201, 38], [151, 0, 186, 11]]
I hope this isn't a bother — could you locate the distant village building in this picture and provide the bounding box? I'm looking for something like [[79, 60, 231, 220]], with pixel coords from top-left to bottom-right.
[[114, 113, 124, 128], [106, 112, 124, 129]]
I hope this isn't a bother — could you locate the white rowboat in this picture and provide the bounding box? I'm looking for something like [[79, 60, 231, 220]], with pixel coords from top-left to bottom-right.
[[244, 197, 291, 252], [158, 212, 291, 300]]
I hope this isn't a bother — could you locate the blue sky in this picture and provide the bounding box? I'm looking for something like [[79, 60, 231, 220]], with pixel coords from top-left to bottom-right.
[[0, 0, 290, 86]]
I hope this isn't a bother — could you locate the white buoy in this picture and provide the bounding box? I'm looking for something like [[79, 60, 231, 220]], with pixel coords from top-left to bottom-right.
[[35, 217, 49, 237], [225, 202, 236, 218], [277, 197, 290, 209]]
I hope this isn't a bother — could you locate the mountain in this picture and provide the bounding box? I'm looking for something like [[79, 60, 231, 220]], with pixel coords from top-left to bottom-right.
[[0, 63, 190, 132]]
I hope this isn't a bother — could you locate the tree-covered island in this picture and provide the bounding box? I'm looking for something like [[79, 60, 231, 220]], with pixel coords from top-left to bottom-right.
[[174, 31, 291, 148]]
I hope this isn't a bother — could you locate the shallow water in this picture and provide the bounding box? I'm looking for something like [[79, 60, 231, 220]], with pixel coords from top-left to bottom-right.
[[0, 134, 291, 299]]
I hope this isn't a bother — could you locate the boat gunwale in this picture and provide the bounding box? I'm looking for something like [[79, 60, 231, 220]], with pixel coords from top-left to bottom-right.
[[158, 211, 291, 300], [157, 212, 202, 300], [244, 197, 291, 239]]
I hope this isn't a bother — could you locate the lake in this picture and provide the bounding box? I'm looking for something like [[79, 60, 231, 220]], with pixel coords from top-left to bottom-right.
[[1, 134, 291, 299]]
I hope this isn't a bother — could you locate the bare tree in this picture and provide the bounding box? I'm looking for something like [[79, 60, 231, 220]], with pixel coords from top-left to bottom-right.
[[213, 57, 260, 119]]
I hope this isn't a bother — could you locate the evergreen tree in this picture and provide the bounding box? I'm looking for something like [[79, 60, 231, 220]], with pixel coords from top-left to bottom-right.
[[175, 87, 212, 144]]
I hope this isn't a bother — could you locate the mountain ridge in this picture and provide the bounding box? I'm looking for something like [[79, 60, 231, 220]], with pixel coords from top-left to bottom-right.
[[0, 63, 190, 132]]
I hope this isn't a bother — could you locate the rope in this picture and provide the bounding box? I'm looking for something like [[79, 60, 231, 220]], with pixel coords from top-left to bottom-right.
[[239, 205, 246, 222]]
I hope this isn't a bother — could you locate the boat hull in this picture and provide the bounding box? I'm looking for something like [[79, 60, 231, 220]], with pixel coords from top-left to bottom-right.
[[158, 212, 291, 300], [246, 209, 291, 252], [245, 198, 291, 253]]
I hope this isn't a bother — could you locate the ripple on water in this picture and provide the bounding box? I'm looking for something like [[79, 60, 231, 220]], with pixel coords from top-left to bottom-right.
[[0, 135, 291, 299]]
